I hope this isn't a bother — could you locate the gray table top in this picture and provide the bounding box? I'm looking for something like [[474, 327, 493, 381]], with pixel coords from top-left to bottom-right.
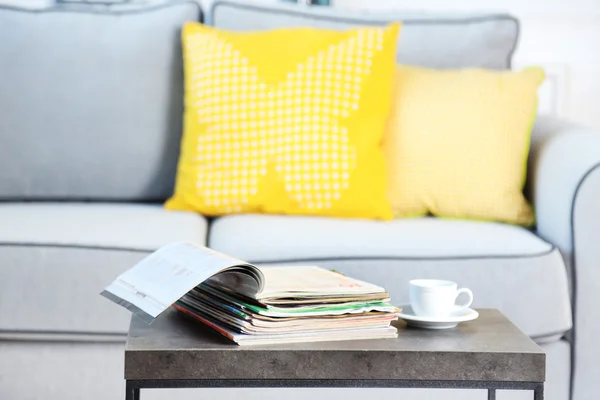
[[125, 308, 545, 382]]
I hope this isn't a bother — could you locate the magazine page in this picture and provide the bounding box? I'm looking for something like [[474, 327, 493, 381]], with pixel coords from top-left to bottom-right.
[[101, 242, 264, 323], [255, 266, 386, 300]]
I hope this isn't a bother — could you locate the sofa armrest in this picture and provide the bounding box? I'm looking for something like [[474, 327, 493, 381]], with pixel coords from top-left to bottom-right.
[[528, 114, 600, 400], [529, 115, 600, 253]]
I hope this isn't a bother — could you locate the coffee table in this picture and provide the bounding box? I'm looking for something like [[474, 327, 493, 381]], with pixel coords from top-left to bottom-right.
[[124, 308, 545, 400]]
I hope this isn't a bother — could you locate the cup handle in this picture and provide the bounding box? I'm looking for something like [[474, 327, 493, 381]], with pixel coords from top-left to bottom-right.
[[455, 288, 473, 311]]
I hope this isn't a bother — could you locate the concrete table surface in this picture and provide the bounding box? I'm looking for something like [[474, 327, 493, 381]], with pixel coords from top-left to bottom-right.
[[125, 308, 545, 383]]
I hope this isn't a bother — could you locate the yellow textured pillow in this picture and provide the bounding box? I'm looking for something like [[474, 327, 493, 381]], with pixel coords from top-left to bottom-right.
[[384, 66, 545, 225], [165, 22, 401, 220]]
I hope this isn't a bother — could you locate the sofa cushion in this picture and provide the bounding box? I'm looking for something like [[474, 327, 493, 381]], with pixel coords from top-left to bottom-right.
[[0, 203, 206, 250], [209, 215, 572, 337], [0, 1, 200, 201], [166, 22, 400, 220], [208, 0, 518, 70], [0, 203, 207, 336], [384, 66, 544, 225]]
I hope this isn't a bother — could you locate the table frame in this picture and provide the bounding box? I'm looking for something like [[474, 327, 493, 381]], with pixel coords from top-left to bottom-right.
[[124, 378, 543, 400]]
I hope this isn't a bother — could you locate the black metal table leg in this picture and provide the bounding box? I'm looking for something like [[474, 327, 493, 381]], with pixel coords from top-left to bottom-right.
[[125, 381, 140, 400], [122, 379, 544, 399], [534, 383, 544, 400]]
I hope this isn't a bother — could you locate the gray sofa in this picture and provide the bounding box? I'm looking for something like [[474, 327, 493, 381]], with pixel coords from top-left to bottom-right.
[[1, 1, 599, 400]]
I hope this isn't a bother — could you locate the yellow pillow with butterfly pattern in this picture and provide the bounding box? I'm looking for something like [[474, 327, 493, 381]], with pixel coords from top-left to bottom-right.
[[165, 22, 401, 219]]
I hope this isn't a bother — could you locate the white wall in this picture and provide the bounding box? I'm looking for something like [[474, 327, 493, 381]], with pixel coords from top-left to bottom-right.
[[334, 0, 600, 129]]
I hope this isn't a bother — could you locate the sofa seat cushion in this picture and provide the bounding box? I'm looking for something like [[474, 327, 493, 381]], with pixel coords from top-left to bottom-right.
[[0, 203, 207, 337], [209, 215, 572, 337]]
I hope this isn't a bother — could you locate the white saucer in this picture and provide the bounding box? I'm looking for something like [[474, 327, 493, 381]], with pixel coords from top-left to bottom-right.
[[397, 305, 479, 329]]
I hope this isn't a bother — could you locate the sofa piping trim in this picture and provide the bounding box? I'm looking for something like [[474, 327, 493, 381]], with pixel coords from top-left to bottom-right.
[[530, 330, 572, 342], [0, 242, 153, 253], [209, 0, 519, 69], [1, 242, 556, 261], [224, 248, 558, 263], [0, 0, 201, 16], [0, 328, 571, 345], [0, 329, 126, 342], [568, 161, 600, 400], [0, 328, 126, 336]]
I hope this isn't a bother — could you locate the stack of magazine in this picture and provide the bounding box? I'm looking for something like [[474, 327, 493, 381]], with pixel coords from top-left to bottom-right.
[[102, 243, 400, 345]]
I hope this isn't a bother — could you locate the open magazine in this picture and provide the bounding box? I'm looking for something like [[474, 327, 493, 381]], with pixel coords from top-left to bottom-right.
[[102, 242, 398, 345]]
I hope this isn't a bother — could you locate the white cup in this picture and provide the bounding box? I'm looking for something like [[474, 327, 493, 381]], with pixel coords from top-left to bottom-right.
[[409, 279, 473, 318]]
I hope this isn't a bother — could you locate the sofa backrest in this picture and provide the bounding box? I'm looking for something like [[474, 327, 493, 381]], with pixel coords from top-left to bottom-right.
[[0, 0, 519, 202], [208, 0, 519, 70], [0, 1, 200, 201]]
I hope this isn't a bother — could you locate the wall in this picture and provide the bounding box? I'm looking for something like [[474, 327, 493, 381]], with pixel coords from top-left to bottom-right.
[[334, 0, 600, 129]]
